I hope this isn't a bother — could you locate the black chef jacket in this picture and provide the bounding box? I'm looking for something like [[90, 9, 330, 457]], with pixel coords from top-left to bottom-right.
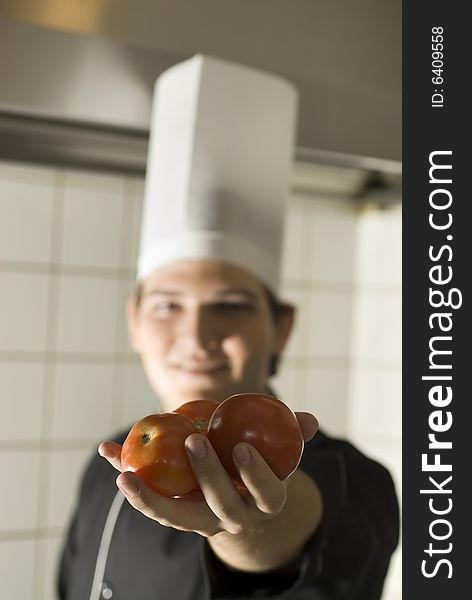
[[58, 428, 399, 600]]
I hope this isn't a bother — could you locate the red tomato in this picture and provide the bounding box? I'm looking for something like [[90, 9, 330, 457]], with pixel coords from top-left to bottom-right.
[[173, 399, 219, 434], [172, 400, 219, 501], [121, 413, 199, 497], [207, 393, 304, 482]]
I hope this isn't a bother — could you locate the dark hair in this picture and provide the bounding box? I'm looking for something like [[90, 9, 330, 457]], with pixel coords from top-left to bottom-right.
[[133, 280, 288, 376]]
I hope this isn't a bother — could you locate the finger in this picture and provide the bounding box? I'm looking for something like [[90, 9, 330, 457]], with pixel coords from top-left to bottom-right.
[[98, 442, 123, 471], [116, 472, 179, 526], [185, 434, 244, 533], [295, 412, 319, 442], [233, 443, 287, 516], [116, 472, 220, 536]]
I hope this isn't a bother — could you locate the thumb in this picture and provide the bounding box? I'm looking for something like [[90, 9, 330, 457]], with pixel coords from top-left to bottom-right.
[[295, 412, 319, 442]]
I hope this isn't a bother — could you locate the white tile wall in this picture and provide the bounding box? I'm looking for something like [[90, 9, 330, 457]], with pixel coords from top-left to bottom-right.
[[45, 447, 94, 530], [0, 450, 41, 531], [271, 363, 298, 406], [306, 198, 358, 284], [0, 362, 45, 441], [348, 367, 402, 439], [351, 292, 402, 362], [54, 275, 121, 353], [281, 289, 311, 358], [0, 161, 401, 600], [0, 539, 35, 599], [0, 161, 56, 186], [36, 535, 64, 600], [51, 363, 115, 441], [60, 171, 125, 269], [121, 362, 162, 426], [306, 290, 353, 359], [300, 366, 350, 437], [356, 205, 402, 287], [122, 177, 144, 270], [347, 202, 402, 600], [281, 207, 307, 281], [0, 171, 55, 263], [116, 279, 136, 354], [0, 271, 50, 352]]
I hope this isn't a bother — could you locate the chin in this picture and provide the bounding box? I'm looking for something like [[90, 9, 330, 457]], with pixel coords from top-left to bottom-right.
[[161, 381, 226, 405], [157, 371, 255, 407]]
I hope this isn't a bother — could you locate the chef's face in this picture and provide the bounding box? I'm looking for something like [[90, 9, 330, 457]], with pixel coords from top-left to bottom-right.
[[127, 260, 294, 411]]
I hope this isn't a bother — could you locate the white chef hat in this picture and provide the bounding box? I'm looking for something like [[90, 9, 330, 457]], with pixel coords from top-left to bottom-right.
[[137, 54, 298, 294]]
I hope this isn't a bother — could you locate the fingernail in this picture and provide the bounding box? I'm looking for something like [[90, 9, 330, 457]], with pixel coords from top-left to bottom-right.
[[117, 477, 138, 495], [234, 444, 251, 466], [186, 437, 207, 458]]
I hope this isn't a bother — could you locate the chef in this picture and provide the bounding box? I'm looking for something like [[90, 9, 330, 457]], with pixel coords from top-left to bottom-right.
[[58, 55, 399, 600]]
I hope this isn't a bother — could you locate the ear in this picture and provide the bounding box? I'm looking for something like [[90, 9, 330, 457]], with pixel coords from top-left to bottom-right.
[[271, 303, 296, 355], [126, 295, 142, 353]]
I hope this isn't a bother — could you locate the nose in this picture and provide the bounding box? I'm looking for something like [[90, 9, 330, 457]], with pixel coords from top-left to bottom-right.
[[178, 306, 220, 354]]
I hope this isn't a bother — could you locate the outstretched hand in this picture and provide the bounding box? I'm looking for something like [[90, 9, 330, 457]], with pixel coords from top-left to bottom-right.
[[98, 411, 318, 538]]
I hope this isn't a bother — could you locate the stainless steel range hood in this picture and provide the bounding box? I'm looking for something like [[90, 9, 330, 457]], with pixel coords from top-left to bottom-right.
[[0, 12, 401, 199], [0, 17, 166, 173]]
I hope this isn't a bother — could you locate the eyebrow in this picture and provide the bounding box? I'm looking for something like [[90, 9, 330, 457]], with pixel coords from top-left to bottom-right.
[[143, 288, 259, 300]]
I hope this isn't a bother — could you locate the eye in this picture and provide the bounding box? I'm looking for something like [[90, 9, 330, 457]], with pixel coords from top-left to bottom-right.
[[153, 301, 178, 317], [214, 302, 253, 313]]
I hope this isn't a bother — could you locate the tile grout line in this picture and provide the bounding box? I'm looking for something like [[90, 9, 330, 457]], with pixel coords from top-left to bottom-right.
[[0, 439, 115, 451], [0, 259, 136, 278], [0, 351, 139, 362], [0, 262, 401, 295], [32, 167, 65, 600], [0, 351, 400, 371], [0, 526, 65, 543], [111, 177, 134, 432]]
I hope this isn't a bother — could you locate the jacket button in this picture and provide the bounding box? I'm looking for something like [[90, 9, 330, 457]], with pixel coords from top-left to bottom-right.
[[100, 582, 113, 599]]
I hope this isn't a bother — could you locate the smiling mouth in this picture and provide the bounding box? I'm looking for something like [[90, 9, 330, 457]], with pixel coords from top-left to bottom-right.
[[175, 364, 229, 375]]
